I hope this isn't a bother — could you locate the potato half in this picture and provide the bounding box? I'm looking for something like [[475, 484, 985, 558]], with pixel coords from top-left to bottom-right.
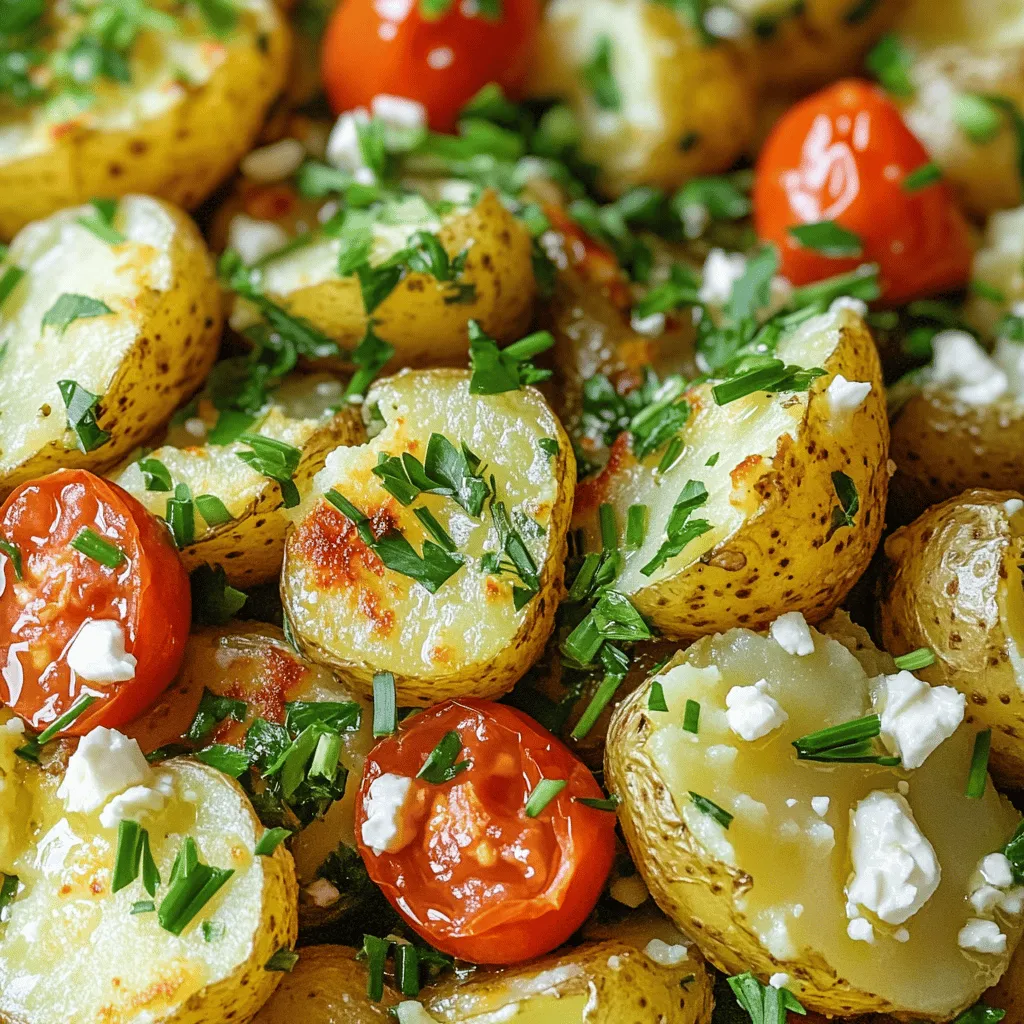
[[0, 1, 290, 238], [0, 730, 298, 1024], [572, 305, 889, 640], [112, 372, 363, 587], [282, 369, 575, 705], [527, 0, 756, 196], [0, 196, 222, 496], [605, 613, 1023, 1019], [879, 489, 1024, 789]]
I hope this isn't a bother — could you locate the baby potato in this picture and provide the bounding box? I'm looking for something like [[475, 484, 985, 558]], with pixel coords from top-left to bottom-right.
[[526, 0, 756, 196], [0, 0, 290, 239], [986, 941, 1024, 1024], [0, 196, 222, 497], [572, 304, 889, 640], [605, 613, 1023, 1020], [878, 489, 1024, 789], [281, 369, 575, 706], [121, 621, 376, 932], [112, 371, 364, 587]]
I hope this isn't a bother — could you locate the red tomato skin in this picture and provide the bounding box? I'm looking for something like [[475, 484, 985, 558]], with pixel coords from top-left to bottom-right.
[[0, 470, 191, 735], [356, 698, 616, 964], [321, 0, 540, 133], [753, 79, 973, 305]]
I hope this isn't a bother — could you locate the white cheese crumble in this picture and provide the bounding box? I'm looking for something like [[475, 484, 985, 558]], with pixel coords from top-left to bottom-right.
[[326, 108, 371, 175], [725, 680, 789, 741], [66, 619, 136, 684], [1004, 498, 1024, 517], [698, 249, 748, 305], [958, 918, 1007, 954], [894, 927, 910, 942], [98, 775, 172, 829], [875, 670, 965, 769], [847, 917, 876, 943], [826, 375, 872, 418], [643, 939, 690, 966], [57, 727, 150, 814], [769, 973, 792, 989], [395, 1002, 442, 1023], [227, 214, 290, 266], [304, 877, 341, 907], [371, 94, 428, 131], [981, 852, 1015, 888], [930, 330, 1009, 406], [361, 773, 418, 855], [769, 611, 814, 656], [811, 796, 830, 817], [630, 310, 666, 337], [829, 296, 868, 317], [239, 138, 306, 183], [846, 791, 940, 925], [704, 5, 746, 38]]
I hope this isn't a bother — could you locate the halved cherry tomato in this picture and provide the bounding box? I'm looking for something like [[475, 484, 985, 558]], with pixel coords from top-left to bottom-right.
[[753, 79, 973, 304], [355, 698, 616, 963], [321, 0, 540, 133], [0, 470, 190, 735]]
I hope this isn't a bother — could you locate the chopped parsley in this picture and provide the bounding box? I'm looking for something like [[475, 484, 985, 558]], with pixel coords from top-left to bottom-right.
[[788, 221, 862, 258], [581, 35, 620, 112], [418, 730, 471, 783], [468, 321, 553, 394], [41, 293, 113, 335], [58, 379, 110, 452], [639, 480, 711, 577], [827, 471, 859, 538]]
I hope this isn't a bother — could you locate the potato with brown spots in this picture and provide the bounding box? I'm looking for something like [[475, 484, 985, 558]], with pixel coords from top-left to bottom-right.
[[0, 196, 222, 498], [878, 489, 1024, 789], [281, 369, 575, 706], [571, 305, 889, 640], [986, 940, 1024, 1024]]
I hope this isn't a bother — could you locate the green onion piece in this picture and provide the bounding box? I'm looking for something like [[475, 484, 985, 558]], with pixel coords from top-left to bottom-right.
[[417, 730, 470, 784], [538, 437, 559, 461], [58, 379, 111, 453], [647, 680, 668, 713], [42, 293, 113, 335], [186, 689, 247, 743], [309, 732, 341, 782], [576, 794, 620, 812], [567, 552, 602, 603], [372, 671, 397, 737], [361, 935, 391, 1002], [893, 648, 935, 671], [265, 947, 300, 972], [966, 730, 992, 799], [157, 838, 234, 936], [236, 434, 302, 508], [728, 971, 806, 1024], [793, 714, 881, 755], [828, 471, 859, 537], [788, 221, 862, 257], [524, 778, 567, 818], [189, 564, 247, 626], [111, 820, 143, 894], [683, 699, 701, 734], [0, 874, 18, 915], [324, 489, 376, 545], [972, 280, 1007, 303], [625, 504, 648, 550], [202, 920, 226, 942], [690, 792, 733, 829], [413, 506, 457, 551], [139, 830, 160, 897], [254, 828, 292, 857], [954, 93, 1003, 143], [138, 457, 172, 492], [166, 482, 195, 548], [194, 494, 233, 527], [0, 266, 24, 309], [952, 1004, 1007, 1024], [395, 943, 420, 997], [17, 694, 99, 760], [598, 503, 617, 553], [903, 162, 942, 191], [706, 452, 719, 466], [571, 648, 630, 739], [0, 536, 23, 580], [70, 526, 125, 568], [581, 34, 620, 112], [130, 900, 155, 915], [657, 435, 684, 474]]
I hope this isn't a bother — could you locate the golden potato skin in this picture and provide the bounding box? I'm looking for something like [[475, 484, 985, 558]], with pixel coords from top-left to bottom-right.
[[986, 942, 1024, 1024], [632, 314, 889, 640], [889, 389, 1024, 524], [0, 8, 291, 239], [878, 489, 1024, 788], [0, 198, 222, 497]]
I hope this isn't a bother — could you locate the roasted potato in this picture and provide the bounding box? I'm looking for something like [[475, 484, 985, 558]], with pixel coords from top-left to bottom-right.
[[0, 0, 290, 239], [0, 196, 221, 497], [605, 612, 1023, 1019], [0, 714, 298, 1024], [282, 369, 575, 705], [572, 303, 889, 639], [121, 621, 376, 931], [878, 489, 1024, 789], [216, 184, 536, 373], [888, 331, 1024, 522], [986, 940, 1024, 1024], [112, 371, 363, 587], [527, 0, 756, 196]]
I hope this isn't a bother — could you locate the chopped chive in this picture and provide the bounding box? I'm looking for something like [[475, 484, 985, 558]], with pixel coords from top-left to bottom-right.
[[966, 729, 992, 799], [70, 526, 125, 568], [683, 699, 701, 734], [58, 379, 110, 453], [689, 792, 733, 829], [576, 794, 620, 812], [567, 552, 602, 603], [0, 536, 23, 580], [827, 471, 859, 538], [0, 873, 17, 915], [413, 506, 457, 551], [625, 504, 648, 550], [648, 680, 668, 712], [538, 437, 559, 461], [524, 778, 567, 817], [372, 671, 397, 737], [195, 743, 249, 777], [130, 900, 155, 915], [954, 93, 1003, 144], [157, 837, 234, 936], [417, 730, 470, 784], [17, 693, 99, 760], [195, 494, 233, 527], [265, 947, 300, 972], [598, 503, 617, 552], [395, 943, 420, 997], [571, 647, 630, 739], [0, 266, 24, 309], [788, 221, 862, 257], [705, 452, 719, 466], [111, 820, 144, 894], [254, 827, 292, 857], [324, 489, 376, 545], [657, 436, 684, 474], [203, 920, 226, 942], [166, 482, 195, 548], [138, 457, 172, 492], [893, 648, 935, 671], [236, 434, 302, 508], [902, 162, 942, 191], [309, 732, 341, 782], [793, 714, 880, 754], [362, 935, 391, 1002], [186, 689, 247, 743]]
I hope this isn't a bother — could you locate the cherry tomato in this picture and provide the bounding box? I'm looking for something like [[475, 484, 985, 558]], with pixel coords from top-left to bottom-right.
[[0, 470, 190, 735], [355, 698, 616, 963], [753, 79, 973, 304], [321, 0, 540, 133]]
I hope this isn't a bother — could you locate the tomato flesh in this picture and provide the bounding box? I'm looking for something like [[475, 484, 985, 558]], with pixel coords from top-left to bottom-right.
[[321, 0, 540, 133], [0, 470, 190, 735], [753, 79, 973, 304], [356, 698, 616, 964]]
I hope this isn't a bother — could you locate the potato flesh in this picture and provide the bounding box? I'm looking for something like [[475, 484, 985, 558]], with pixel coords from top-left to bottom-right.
[[575, 308, 842, 597], [647, 628, 1021, 1017], [285, 372, 561, 678], [0, 197, 177, 475], [0, 759, 269, 1024]]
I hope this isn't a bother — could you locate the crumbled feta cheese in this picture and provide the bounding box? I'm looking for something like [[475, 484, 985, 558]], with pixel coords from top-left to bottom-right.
[[66, 620, 136, 684], [703, 5, 746, 38], [808, 821, 835, 851], [644, 939, 690, 966], [875, 670, 965, 769], [792, 903, 804, 918], [826, 375, 872, 418], [183, 416, 207, 439], [630, 311, 666, 337], [227, 214, 290, 266], [239, 138, 305, 183], [785, 798, 798, 808], [1003, 498, 1024, 517], [98, 782, 169, 829], [705, 744, 739, 767], [769, 973, 791, 990], [847, 791, 940, 925], [770, 611, 814, 656], [326, 108, 371, 173], [607, 954, 622, 970], [847, 918, 875, 943], [981, 852, 1015, 888], [994, 335, 1024, 398], [829, 296, 868, 317], [725, 680, 788, 741], [305, 877, 341, 907], [811, 796, 830, 817], [395, 1002, 442, 1024], [970, 885, 1004, 915], [361, 773, 419, 855], [371, 94, 427, 131], [1000, 888, 1024, 915], [958, 919, 1007, 954], [57, 728, 150, 814], [931, 330, 1008, 406], [699, 249, 747, 305]]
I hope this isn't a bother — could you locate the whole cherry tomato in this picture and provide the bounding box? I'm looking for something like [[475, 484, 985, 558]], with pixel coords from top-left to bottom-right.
[[753, 79, 973, 304], [355, 698, 616, 964], [0, 470, 190, 735], [321, 0, 540, 133]]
